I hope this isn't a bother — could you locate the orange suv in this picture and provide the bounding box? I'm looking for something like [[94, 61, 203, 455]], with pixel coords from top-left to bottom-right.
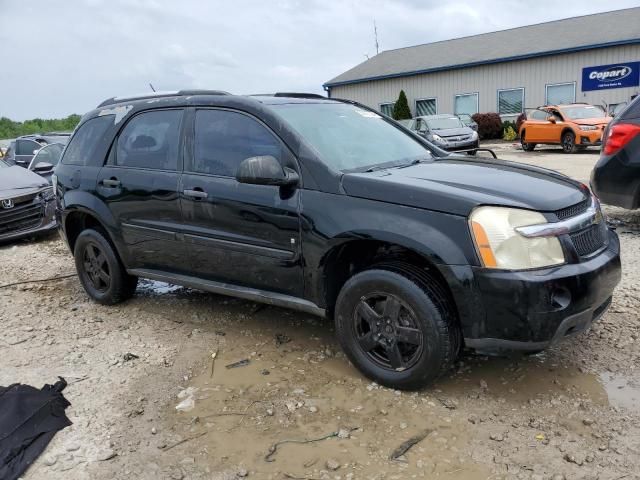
[[519, 103, 611, 153]]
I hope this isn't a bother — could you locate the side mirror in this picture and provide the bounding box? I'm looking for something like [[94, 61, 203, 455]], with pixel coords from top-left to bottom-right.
[[33, 161, 54, 173], [236, 155, 299, 187], [546, 116, 557, 124]]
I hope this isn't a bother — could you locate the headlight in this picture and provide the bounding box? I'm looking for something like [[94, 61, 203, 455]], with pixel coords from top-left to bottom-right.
[[470, 131, 478, 140], [432, 134, 445, 143], [578, 125, 597, 131], [469, 207, 565, 269], [39, 186, 55, 201]]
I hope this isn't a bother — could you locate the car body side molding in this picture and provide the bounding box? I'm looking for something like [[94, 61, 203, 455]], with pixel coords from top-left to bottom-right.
[[127, 268, 326, 317]]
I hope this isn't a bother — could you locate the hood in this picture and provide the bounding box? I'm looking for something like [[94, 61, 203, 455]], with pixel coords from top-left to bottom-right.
[[430, 127, 473, 137], [341, 158, 588, 217], [0, 166, 49, 198], [570, 117, 611, 126]]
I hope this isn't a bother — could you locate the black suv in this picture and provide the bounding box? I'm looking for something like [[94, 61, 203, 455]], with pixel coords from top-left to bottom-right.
[[55, 91, 621, 390], [5, 133, 71, 168]]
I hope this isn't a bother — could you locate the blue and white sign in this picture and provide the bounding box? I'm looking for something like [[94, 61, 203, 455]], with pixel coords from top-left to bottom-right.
[[582, 62, 640, 91]]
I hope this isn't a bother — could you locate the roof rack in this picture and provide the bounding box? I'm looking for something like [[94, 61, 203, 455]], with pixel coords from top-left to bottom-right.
[[273, 92, 327, 99], [97, 90, 231, 108]]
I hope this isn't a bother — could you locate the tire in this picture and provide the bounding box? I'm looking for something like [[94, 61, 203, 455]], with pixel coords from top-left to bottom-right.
[[521, 132, 536, 151], [74, 229, 138, 305], [334, 266, 459, 390], [561, 131, 578, 154]]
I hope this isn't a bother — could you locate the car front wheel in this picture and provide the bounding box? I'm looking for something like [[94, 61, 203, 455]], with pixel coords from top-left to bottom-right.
[[74, 228, 138, 305], [334, 265, 460, 390], [562, 131, 578, 153]]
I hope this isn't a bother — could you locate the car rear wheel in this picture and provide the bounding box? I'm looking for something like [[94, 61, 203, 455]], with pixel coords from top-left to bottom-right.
[[562, 131, 578, 154], [74, 229, 138, 305], [521, 133, 536, 152], [334, 265, 460, 390]]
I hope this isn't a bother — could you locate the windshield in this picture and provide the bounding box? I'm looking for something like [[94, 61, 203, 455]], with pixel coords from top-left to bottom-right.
[[425, 117, 464, 130], [560, 105, 605, 120], [271, 103, 431, 172]]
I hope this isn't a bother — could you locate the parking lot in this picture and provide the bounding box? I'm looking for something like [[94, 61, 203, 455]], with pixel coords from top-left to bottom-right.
[[2, 144, 640, 480]]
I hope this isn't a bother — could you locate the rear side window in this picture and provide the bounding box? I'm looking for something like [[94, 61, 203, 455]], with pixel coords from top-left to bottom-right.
[[116, 110, 183, 170], [62, 116, 114, 166], [192, 109, 282, 177], [621, 96, 640, 120]]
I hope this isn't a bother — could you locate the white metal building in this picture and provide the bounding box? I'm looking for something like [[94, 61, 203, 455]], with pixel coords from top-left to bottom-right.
[[324, 8, 640, 119]]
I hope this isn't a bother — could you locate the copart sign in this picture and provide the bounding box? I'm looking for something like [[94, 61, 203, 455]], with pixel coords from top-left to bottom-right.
[[582, 62, 640, 91]]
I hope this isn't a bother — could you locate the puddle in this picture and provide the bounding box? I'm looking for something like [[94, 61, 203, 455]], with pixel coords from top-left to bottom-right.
[[137, 279, 188, 296], [599, 372, 640, 413]]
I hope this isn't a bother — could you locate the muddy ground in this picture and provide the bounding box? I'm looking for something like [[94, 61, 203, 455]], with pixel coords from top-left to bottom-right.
[[2, 145, 640, 480]]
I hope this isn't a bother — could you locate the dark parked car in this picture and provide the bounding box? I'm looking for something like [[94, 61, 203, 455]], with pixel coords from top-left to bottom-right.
[[405, 114, 479, 153], [591, 95, 640, 209], [4, 133, 70, 168], [0, 159, 57, 243], [55, 91, 621, 390]]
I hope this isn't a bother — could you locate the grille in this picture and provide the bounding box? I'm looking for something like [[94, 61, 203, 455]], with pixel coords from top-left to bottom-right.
[[0, 194, 43, 236], [570, 221, 607, 257], [555, 199, 589, 220]]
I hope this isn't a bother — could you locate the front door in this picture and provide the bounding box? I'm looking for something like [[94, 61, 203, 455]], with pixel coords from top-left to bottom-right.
[[180, 108, 303, 297], [14, 138, 41, 167], [95, 108, 189, 273]]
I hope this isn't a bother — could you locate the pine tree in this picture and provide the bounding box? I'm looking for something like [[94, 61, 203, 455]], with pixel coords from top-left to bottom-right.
[[392, 90, 412, 120]]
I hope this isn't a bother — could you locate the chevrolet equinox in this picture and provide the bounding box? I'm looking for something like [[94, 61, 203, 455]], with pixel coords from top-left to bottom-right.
[[54, 91, 621, 390]]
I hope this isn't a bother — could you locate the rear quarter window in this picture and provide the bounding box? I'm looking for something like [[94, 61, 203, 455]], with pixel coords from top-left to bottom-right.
[[61, 115, 114, 166]]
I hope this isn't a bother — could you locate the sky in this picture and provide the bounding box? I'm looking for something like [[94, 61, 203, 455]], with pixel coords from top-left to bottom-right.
[[1, 0, 638, 121]]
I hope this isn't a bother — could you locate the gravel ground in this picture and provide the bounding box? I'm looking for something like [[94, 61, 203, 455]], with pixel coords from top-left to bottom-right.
[[1, 143, 639, 480]]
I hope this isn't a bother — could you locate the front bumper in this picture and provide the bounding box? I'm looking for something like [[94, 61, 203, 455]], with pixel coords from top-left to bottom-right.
[[460, 230, 621, 353], [439, 140, 479, 152], [578, 129, 603, 146], [0, 199, 57, 244]]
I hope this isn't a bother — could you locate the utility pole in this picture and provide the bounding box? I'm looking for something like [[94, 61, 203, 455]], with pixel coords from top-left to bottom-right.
[[374, 20, 380, 55]]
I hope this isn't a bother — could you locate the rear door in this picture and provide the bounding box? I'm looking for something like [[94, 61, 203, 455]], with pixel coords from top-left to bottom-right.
[[180, 108, 303, 297], [95, 109, 190, 274], [525, 109, 553, 142]]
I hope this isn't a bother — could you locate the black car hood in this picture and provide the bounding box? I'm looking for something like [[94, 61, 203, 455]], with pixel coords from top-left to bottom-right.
[[341, 158, 588, 216], [0, 166, 49, 198]]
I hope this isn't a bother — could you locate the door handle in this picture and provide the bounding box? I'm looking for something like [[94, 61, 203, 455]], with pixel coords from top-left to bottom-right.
[[183, 188, 208, 199], [101, 178, 121, 188]]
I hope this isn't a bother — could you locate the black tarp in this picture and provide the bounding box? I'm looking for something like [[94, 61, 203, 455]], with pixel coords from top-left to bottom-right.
[[0, 377, 71, 480]]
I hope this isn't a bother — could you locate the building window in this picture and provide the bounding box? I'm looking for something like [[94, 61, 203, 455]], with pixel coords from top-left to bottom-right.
[[545, 82, 575, 105], [497, 88, 524, 115], [379, 102, 395, 117], [415, 98, 437, 116], [454, 93, 478, 116]]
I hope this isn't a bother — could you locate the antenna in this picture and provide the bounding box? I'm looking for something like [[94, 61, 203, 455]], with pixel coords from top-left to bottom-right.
[[373, 20, 379, 55], [149, 83, 156, 92]]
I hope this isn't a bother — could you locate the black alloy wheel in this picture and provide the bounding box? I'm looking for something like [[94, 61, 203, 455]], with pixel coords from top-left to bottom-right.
[[353, 292, 423, 371], [82, 241, 111, 292], [562, 131, 577, 153]]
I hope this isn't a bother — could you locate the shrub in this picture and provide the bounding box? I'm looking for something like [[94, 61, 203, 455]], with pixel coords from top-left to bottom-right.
[[503, 126, 517, 141], [515, 112, 526, 133], [502, 120, 519, 140], [392, 90, 412, 120], [471, 113, 503, 139]]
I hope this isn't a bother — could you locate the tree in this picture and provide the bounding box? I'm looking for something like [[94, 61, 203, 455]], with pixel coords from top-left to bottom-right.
[[392, 90, 412, 120], [0, 114, 81, 140]]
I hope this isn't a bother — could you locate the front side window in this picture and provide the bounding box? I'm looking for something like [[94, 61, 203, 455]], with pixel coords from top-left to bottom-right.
[[30, 143, 65, 169], [193, 109, 283, 177], [415, 98, 436, 116], [16, 139, 41, 156], [116, 110, 183, 170], [528, 109, 548, 121], [379, 103, 395, 117], [62, 115, 114, 166], [546, 83, 575, 105], [454, 93, 478, 115], [498, 88, 524, 115], [272, 103, 431, 172]]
